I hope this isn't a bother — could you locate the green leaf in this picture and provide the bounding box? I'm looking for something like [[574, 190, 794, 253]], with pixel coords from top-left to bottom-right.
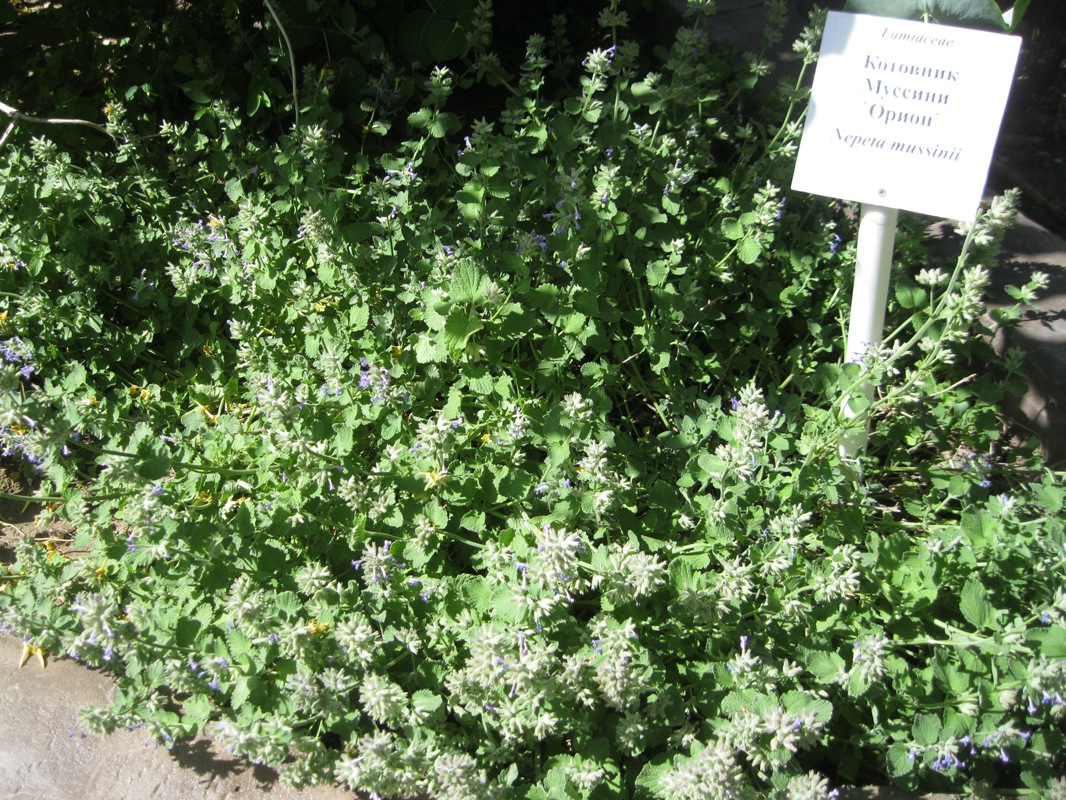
[[180, 81, 213, 104], [646, 260, 668, 287], [1003, 0, 1029, 31], [804, 650, 847, 684], [451, 263, 489, 305], [461, 510, 486, 533], [912, 712, 941, 746], [696, 451, 725, 477], [737, 237, 762, 265], [348, 303, 369, 331], [224, 178, 244, 202], [444, 310, 483, 351], [633, 755, 672, 799], [847, 669, 872, 697], [63, 363, 87, 392], [894, 282, 927, 310], [465, 364, 494, 394], [886, 742, 916, 777], [720, 218, 744, 241], [412, 689, 443, 715], [415, 335, 447, 364], [230, 677, 253, 711], [1028, 626, 1066, 658], [129, 422, 172, 480], [407, 107, 433, 129], [959, 578, 994, 630], [428, 112, 460, 139], [182, 694, 213, 728]]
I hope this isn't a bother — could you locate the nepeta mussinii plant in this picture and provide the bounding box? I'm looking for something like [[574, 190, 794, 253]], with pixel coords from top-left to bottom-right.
[[1, 1, 1063, 798]]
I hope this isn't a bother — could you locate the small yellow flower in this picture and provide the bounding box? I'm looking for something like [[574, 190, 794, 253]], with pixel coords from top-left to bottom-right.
[[419, 468, 448, 491], [307, 619, 330, 635], [19, 643, 46, 669]]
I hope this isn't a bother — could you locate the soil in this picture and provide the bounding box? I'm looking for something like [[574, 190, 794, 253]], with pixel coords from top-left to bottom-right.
[[0, 465, 42, 560]]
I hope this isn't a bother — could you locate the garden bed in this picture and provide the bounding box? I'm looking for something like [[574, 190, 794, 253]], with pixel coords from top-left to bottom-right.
[[2, 2, 1064, 799]]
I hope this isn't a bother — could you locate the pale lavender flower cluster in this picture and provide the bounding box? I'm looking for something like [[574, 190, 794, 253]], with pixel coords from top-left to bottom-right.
[[1, 336, 34, 380], [657, 738, 756, 800], [715, 383, 780, 481], [357, 357, 395, 404], [69, 592, 125, 665], [353, 540, 402, 593], [167, 215, 235, 295]]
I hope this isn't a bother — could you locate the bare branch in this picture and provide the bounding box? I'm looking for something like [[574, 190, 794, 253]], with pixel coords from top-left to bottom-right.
[[0, 99, 115, 142]]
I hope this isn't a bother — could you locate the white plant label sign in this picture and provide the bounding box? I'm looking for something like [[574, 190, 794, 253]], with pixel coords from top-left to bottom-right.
[[791, 11, 1020, 221]]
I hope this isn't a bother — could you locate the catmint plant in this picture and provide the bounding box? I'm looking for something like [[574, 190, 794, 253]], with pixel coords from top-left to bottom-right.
[[0, 0, 1063, 798]]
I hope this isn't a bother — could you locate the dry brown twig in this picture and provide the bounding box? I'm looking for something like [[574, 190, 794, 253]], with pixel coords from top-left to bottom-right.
[[0, 99, 115, 148]]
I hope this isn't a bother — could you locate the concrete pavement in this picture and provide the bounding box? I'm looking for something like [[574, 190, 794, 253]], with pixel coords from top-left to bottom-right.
[[0, 635, 351, 800]]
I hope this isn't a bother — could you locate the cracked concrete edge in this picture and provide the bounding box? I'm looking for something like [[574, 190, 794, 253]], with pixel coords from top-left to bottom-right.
[[0, 635, 353, 800]]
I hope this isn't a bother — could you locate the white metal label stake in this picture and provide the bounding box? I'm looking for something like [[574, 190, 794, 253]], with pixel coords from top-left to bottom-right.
[[791, 11, 1020, 469], [839, 204, 898, 460]]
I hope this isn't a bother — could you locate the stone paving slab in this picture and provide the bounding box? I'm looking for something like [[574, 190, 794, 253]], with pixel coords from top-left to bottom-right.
[[0, 635, 353, 800]]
